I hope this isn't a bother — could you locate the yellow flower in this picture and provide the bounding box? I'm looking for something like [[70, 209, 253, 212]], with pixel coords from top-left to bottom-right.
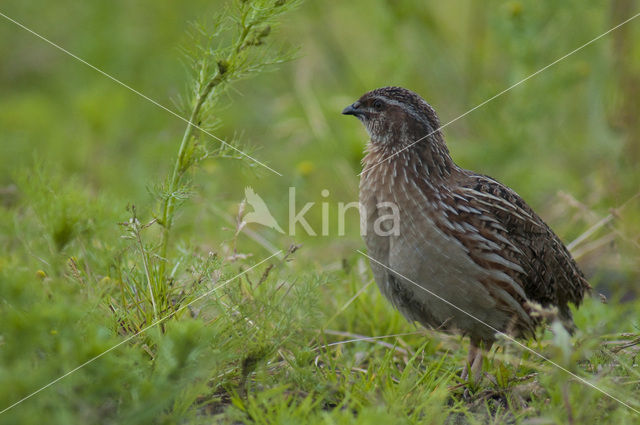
[[506, 1, 523, 18], [296, 160, 315, 177]]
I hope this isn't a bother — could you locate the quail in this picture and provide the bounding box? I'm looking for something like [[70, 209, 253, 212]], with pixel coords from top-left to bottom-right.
[[342, 87, 591, 380]]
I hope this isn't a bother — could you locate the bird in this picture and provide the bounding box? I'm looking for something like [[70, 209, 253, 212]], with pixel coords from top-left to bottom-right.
[[243, 186, 284, 233], [342, 86, 591, 381]]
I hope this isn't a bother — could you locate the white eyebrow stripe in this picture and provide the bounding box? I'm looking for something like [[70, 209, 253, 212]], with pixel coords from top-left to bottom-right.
[[374, 96, 433, 129]]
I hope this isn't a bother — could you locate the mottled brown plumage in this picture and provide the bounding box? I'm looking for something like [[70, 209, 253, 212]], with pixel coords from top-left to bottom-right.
[[343, 86, 591, 380]]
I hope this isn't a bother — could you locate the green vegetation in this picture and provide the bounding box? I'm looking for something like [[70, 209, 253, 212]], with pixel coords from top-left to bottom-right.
[[1, 0, 639, 423]]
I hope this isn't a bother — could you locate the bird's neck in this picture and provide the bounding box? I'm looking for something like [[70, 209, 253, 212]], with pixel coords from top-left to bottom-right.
[[362, 136, 457, 185]]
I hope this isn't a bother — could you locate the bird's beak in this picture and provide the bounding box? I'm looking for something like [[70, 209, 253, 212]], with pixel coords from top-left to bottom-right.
[[342, 102, 364, 117]]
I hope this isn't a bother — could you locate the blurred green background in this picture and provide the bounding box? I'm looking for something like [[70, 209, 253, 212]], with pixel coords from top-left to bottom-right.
[[1, 0, 639, 423]]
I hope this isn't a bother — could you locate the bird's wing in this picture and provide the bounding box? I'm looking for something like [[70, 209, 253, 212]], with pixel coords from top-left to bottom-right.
[[440, 174, 590, 325]]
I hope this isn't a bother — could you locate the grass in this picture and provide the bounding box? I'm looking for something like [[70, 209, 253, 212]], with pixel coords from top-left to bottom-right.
[[1, 0, 640, 423]]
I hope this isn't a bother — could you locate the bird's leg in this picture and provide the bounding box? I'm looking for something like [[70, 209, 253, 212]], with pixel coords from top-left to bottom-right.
[[469, 340, 493, 382], [469, 344, 483, 382], [461, 342, 478, 382]]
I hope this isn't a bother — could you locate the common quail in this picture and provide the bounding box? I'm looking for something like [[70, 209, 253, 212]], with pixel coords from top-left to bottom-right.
[[342, 87, 591, 380]]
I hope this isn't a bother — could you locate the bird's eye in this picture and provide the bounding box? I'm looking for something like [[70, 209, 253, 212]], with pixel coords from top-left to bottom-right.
[[373, 100, 383, 110]]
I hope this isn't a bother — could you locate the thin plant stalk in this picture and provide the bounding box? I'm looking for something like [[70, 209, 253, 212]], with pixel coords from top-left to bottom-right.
[[158, 13, 247, 279], [156, 0, 299, 292], [135, 221, 158, 320], [158, 103, 204, 275]]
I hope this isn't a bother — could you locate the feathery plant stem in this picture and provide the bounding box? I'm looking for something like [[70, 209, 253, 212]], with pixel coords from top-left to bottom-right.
[[159, 105, 202, 277], [157, 0, 299, 288], [159, 29, 239, 278], [111, 0, 300, 331]]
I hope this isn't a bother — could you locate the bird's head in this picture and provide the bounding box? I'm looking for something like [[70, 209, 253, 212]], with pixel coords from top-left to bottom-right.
[[342, 86, 442, 149]]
